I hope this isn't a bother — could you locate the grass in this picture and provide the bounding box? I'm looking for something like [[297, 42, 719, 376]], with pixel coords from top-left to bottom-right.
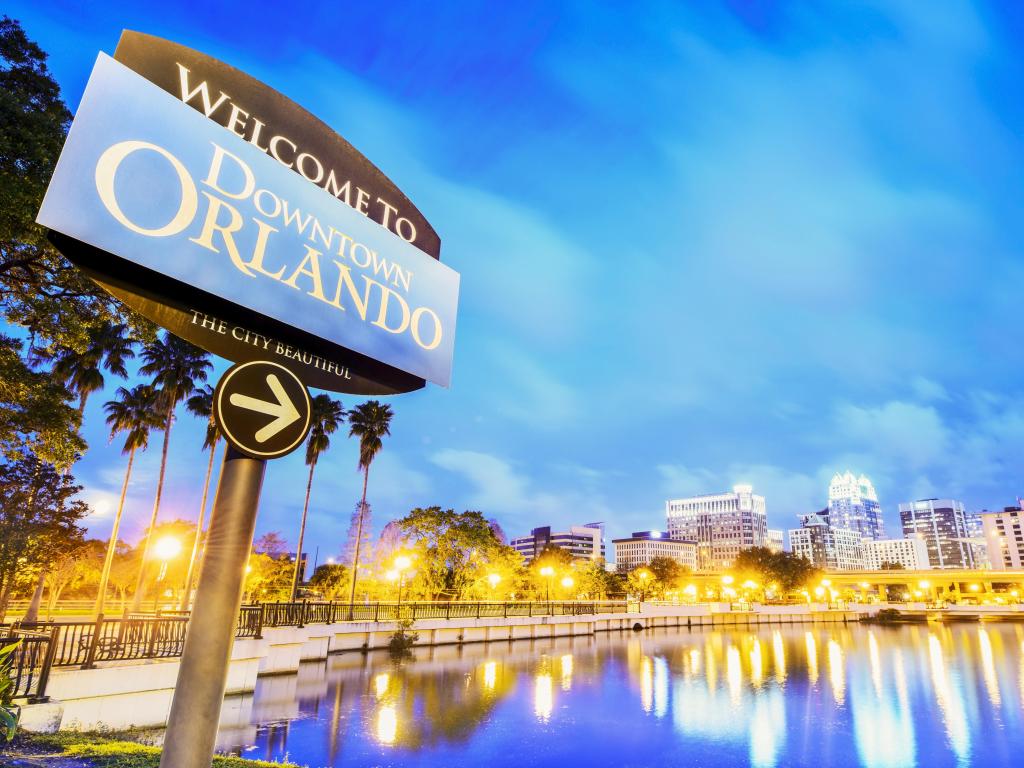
[[8, 730, 302, 767]]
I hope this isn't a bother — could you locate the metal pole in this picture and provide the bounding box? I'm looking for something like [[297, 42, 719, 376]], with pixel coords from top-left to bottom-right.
[[159, 448, 265, 768]]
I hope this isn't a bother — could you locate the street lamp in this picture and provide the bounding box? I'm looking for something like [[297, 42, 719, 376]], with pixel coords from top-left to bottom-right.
[[638, 569, 651, 602], [487, 572, 501, 599], [153, 535, 182, 611], [391, 555, 413, 613], [540, 566, 554, 603], [561, 576, 574, 598]]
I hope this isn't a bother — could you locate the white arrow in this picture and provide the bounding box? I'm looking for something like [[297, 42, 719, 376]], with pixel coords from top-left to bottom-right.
[[229, 374, 301, 443]]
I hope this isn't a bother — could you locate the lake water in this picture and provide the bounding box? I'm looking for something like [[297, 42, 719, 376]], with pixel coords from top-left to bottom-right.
[[221, 622, 1024, 768]]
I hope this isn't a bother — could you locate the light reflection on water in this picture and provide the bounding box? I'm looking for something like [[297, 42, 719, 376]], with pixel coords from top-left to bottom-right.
[[224, 622, 1024, 768]]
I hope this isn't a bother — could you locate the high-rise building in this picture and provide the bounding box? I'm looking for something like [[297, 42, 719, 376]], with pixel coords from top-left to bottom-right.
[[898, 499, 973, 569], [510, 523, 605, 564], [828, 471, 884, 540], [981, 504, 1024, 570], [862, 538, 930, 571], [666, 484, 767, 570], [766, 529, 785, 553], [612, 531, 698, 573], [964, 509, 992, 569], [788, 510, 864, 570]]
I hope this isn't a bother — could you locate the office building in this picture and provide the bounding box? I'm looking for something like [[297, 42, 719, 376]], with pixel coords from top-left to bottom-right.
[[964, 509, 991, 569], [511, 523, 605, 564], [898, 499, 973, 569], [862, 537, 930, 571], [981, 504, 1024, 570], [666, 484, 767, 570], [788, 510, 864, 570], [612, 531, 698, 573], [828, 471, 884, 541], [766, 529, 784, 553]]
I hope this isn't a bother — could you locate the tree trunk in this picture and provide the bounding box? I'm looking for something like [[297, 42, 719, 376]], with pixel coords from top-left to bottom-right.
[[347, 466, 370, 606], [179, 438, 219, 611], [291, 461, 317, 600], [22, 570, 46, 623], [131, 405, 173, 612], [96, 447, 135, 616], [0, 579, 13, 624]]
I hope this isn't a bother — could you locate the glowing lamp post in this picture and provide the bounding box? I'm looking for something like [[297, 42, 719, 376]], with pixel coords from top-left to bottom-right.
[[540, 566, 554, 604], [561, 576, 575, 600], [638, 569, 651, 602], [388, 555, 413, 614], [487, 573, 501, 599], [153, 535, 182, 611]]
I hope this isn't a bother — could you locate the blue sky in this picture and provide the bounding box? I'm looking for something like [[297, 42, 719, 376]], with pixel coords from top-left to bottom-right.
[[8, 0, 1024, 555]]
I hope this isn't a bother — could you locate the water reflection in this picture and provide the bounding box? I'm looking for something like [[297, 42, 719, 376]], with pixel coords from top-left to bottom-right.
[[534, 672, 553, 721], [223, 623, 1024, 768]]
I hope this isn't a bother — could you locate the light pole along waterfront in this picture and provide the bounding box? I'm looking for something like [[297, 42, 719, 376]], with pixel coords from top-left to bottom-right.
[[35, 31, 460, 768]]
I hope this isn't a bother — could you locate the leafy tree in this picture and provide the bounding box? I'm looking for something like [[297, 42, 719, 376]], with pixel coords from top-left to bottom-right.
[[733, 547, 821, 593], [0, 334, 83, 469], [879, 561, 904, 570], [244, 552, 292, 602], [346, 400, 393, 604], [95, 384, 160, 614], [627, 567, 655, 601], [575, 559, 622, 599], [179, 384, 222, 609], [292, 394, 345, 599], [0, 453, 88, 620], [309, 563, 349, 600], [44, 540, 101, 617], [105, 543, 138, 612], [396, 507, 520, 600], [0, 16, 127, 347], [648, 556, 688, 597], [254, 531, 289, 557], [131, 333, 210, 610]]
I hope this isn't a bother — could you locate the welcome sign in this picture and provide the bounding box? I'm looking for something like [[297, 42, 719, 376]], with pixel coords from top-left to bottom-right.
[[113, 31, 441, 261], [38, 53, 458, 390]]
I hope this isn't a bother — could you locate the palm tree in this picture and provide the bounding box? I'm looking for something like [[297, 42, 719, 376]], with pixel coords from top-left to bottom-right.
[[346, 400, 393, 605], [291, 395, 346, 600], [23, 323, 136, 623], [95, 385, 160, 615], [52, 322, 136, 417], [131, 333, 211, 611], [178, 384, 222, 610]]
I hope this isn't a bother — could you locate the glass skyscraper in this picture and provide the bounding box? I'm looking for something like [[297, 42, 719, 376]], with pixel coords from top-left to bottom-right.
[[827, 471, 884, 540]]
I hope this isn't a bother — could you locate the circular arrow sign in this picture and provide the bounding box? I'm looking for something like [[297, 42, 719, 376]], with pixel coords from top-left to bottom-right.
[[214, 361, 312, 459]]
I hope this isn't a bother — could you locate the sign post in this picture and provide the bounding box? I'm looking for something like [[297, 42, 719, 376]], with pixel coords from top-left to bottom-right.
[[159, 448, 264, 768], [36, 31, 459, 768]]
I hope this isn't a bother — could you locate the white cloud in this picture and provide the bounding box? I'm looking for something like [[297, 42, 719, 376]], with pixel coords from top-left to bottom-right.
[[835, 400, 950, 471], [429, 448, 614, 531], [910, 376, 951, 403]]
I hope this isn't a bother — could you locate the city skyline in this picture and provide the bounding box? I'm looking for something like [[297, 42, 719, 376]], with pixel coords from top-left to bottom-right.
[[6, 1, 1024, 552]]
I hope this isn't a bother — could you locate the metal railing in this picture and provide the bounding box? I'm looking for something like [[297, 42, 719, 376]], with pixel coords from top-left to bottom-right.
[[3, 600, 634, 698], [16, 614, 190, 668], [254, 599, 635, 627], [1, 627, 57, 702]]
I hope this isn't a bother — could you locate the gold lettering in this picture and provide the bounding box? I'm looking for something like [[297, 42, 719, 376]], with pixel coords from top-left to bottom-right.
[[281, 245, 329, 302]]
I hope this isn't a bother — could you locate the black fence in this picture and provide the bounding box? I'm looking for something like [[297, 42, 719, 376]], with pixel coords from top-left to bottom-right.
[[255, 600, 635, 627], [3, 600, 634, 700], [15, 614, 190, 669], [0, 627, 56, 702]]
